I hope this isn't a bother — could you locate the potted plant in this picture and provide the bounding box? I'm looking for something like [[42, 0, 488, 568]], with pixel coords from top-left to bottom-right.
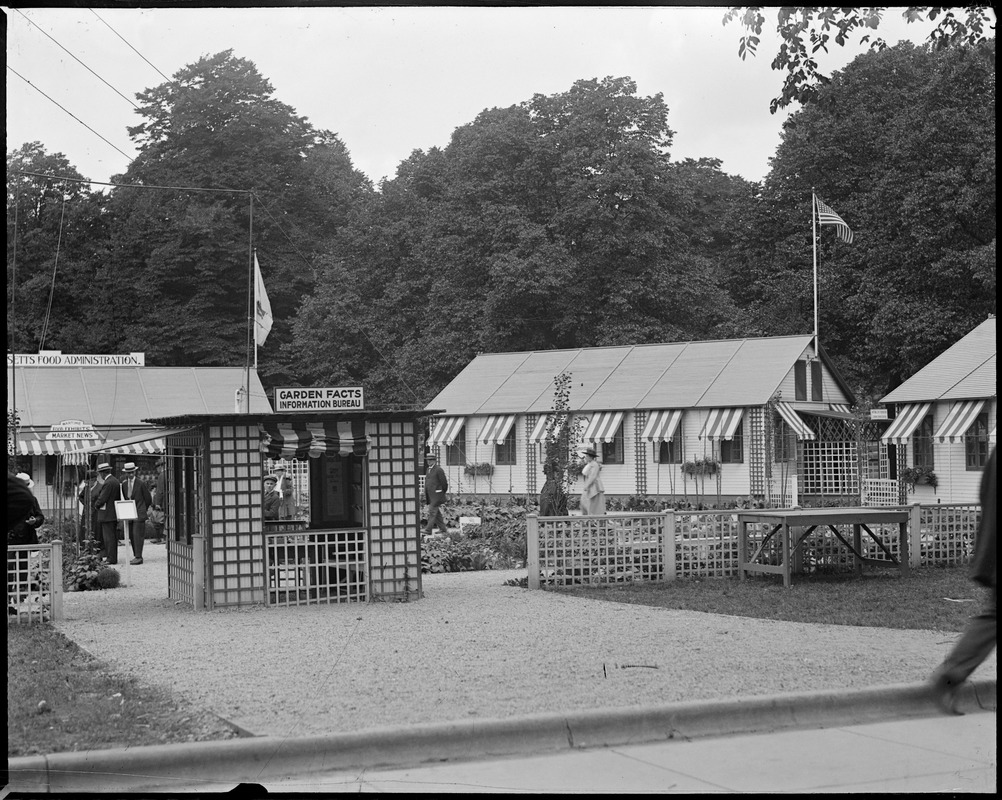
[[464, 462, 495, 477], [682, 457, 719, 476], [899, 464, 938, 490]]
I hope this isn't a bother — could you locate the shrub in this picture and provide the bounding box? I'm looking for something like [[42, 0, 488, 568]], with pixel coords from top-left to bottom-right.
[[95, 567, 121, 589], [421, 534, 500, 573], [66, 551, 120, 592]]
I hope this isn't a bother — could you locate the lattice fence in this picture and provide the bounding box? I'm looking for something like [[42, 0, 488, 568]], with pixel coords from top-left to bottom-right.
[[919, 504, 980, 566], [861, 477, 904, 507], [6, 542, 62, 624]]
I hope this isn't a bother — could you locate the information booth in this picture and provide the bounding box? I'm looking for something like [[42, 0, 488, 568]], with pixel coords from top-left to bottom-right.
[[144, 411, 427, 610]]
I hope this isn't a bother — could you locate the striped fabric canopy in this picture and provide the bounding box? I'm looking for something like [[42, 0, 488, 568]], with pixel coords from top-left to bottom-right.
[[528, 414, 566, 444], [829, 404, 852, 414], [477, 415, 516, 444], [640, 409, 683, 442], [426, 416, 465, 447], [582, 411, 624, 443], [880, 403, 932, 446], [17, 438, 88, 457], [698, 408, 744, 441], [934, 400, 986, 442], [260, 420, 369, 459], [775, 403, 816, 441]]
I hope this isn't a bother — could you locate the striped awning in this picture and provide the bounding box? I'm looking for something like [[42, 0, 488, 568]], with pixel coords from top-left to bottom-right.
[[880, 403, 932, 446], [829, 404, 852, 414], [640, 409, 683, 442], [698, 408, 744, 441], [528, 414, 566, 444], [582, 411, 624, 443], [934, 399, 986, 442], [426, 416, 465, 447], [775, 403, 816, 441], [17, 438, 91, 457], [477, 415, 516, 444], [260, 420, 369, 459]]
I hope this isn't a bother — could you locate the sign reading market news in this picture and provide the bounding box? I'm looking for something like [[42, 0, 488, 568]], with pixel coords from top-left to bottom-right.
[[8, 351, 146, 367], [46, 419, 101, 441], [274, 387, 364, 412]]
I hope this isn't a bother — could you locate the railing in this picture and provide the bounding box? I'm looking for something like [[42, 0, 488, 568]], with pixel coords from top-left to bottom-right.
[[265, 529, 367, 606], [7, 542, 63, 623], [526, 502, 981, 588]]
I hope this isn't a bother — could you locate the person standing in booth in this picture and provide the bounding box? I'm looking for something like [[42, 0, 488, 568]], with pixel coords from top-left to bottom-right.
[[92, 462, 121, 565], [423, 452, 449, 535], [121, 462, 153, 565]]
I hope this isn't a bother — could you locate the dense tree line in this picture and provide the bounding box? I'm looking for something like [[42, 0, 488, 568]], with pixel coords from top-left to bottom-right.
[[6, 41, 995, 407]]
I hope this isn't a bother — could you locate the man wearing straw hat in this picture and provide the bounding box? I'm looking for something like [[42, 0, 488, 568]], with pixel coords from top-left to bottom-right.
[[92, 463, 121, 564], [121, 462, 153, 565]]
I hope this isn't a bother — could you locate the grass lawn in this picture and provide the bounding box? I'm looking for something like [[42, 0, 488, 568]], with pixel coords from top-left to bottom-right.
[[7, 624, 241, 758], [556, 566, 984, 632]]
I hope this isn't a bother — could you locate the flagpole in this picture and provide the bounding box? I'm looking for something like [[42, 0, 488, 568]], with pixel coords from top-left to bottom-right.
[[253, 250, 259, 372], [245, 194, 254, 413], [811, 189, 819, 353]]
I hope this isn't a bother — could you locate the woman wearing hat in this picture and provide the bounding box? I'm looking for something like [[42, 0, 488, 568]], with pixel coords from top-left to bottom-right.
[[579, 448, 606, 515]]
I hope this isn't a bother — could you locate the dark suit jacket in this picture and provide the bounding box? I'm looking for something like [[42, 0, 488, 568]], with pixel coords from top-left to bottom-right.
[[424, 464, 448, 507], [121, 474, 154, 522], [93, 475, 121, 523]]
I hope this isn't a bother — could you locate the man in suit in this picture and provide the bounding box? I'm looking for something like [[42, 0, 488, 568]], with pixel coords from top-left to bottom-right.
[[121, 462, 153, 565], [423, 452, 449, 535], [92, 462, 121, 564]]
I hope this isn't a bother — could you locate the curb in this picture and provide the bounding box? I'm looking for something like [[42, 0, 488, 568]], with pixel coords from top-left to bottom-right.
[[8, 678, 995, 793]]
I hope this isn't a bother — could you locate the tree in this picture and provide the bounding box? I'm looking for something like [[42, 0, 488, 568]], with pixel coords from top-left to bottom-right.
[[735, 41, 995, 395], [104, 50, 371, 373], [723, 6, 996, 112]]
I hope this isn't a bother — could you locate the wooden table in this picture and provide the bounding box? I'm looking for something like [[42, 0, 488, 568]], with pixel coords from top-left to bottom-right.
[[737, 508, 910, 588]]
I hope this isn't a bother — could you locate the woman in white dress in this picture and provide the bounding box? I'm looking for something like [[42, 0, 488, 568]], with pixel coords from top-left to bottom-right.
[[579, 448, 606, 515]]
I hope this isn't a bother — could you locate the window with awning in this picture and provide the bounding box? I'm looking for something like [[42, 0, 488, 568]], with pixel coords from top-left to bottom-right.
[[698, 408, 744, 441], [775, 403, 816, 441], [582, 411, 624, 443], [260, 420, 369, 459], [934, 399, 986, 442], [528, 414, 566, 444], [426, 416, 466, 447], [477, 415, 516, 444], [640, 409, 683, 442], [880, 403, 932, 446]]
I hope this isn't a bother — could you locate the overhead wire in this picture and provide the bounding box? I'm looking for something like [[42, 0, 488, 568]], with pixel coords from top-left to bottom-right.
[[37, 183, 69, 352], [89, 8, 174, 85]]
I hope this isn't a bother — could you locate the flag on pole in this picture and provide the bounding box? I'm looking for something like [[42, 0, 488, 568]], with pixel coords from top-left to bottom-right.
[[815, 197, 854, 244], [254, 253, 273, 346]]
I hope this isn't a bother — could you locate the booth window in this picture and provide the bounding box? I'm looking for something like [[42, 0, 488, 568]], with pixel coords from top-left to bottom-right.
[[172, 449, 198, 545], [496, 426, 516, 465], [446, 426, 466, 466], [965, 413, 990, 470], [656, 439, 682, 464], [308, 452, 366, 528], [720, 420, 745, 464], [794, 361, 807, 401], [913, 415, 934, 470], [810, 360, 823, 402], [601, 422, 625, 465], [774, 419, 796, 462]]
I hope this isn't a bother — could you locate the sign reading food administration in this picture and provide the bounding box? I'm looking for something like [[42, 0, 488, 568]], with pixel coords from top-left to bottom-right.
[[274, 387, 364, 412], [8, 351, 145, 367]]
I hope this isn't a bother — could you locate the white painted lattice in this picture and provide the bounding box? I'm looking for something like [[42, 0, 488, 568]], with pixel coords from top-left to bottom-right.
[[919, 504, 980, 566], [6, 542, 62, 623], [861, 478, 903, 507], [266, 529, 367, 606]]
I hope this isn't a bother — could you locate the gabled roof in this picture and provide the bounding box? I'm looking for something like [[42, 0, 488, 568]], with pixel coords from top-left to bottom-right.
[[7, 366, 273, 429], [427, 335, 855, 415], [881, 318, 997, 404]]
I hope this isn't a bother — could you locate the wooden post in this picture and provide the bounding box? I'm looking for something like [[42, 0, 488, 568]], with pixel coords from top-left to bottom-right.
[[908, 503, 922, 570], [527, 514, 539, 590], [193, 535, 205, 611], [51, 540, 63, 622], [664, 510, 676, 582]]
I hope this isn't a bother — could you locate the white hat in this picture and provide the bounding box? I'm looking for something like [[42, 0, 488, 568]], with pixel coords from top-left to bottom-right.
[[97, 462, 112, 472], [15, 472, 34, 489], [123, 462, 138, 472]]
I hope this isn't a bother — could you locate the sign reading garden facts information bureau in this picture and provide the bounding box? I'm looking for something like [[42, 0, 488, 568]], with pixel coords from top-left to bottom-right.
[[274, 387, 364, 412]]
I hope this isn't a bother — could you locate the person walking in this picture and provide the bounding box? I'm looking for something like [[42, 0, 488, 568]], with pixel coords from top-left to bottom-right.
[[579, 447, 605, 515], [929, 446, 996, 714], [121, 462, 153, 565], [150, 457, 168, 543], [92, 462, 121, 564], [423, 452, 449, 535]]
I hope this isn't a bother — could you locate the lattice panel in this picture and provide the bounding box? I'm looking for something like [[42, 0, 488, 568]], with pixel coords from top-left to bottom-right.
[[674, 511, 742, 577], [207, 425, 265, 608], [266, 530, 367, 606], [526, 414, 538, 495], [367, 420, 422, 601], [7, 545, 57, 623], [536, 514, 666, 586], [861, 478, 903, 507], [919, 504, 980, 566], [748, 407, 766, 497], [800, 441, 859, 496], [635, 411, 647, 496], [168, 540, 195, 607]]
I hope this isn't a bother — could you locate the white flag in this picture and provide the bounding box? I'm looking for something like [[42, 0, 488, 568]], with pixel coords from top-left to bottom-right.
[[254, 253, 273, 347]]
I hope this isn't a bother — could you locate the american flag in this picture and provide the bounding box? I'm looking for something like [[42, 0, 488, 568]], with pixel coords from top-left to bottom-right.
[[816, 197, 854, 244]]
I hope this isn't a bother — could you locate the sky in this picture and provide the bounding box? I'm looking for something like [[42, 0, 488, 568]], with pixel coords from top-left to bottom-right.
[[5, 6, 957, 188]]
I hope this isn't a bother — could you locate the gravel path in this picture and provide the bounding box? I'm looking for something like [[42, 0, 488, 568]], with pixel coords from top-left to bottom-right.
[[54, 543, 995, 738]]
